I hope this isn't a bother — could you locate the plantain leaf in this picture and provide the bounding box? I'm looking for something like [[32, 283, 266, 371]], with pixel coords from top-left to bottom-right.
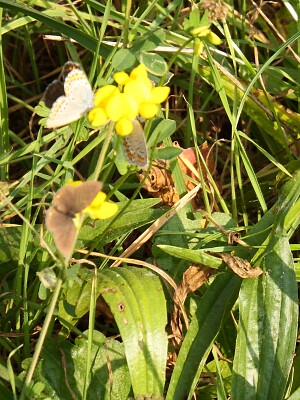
[[73, 267, 168, 398], [232, 233, 298, 400], [157, 244, 223, 269], [31, 333, 130, 399], [232, 171, 300, 400], [164, 203, 286, 399], [97, 267, 167, 398]]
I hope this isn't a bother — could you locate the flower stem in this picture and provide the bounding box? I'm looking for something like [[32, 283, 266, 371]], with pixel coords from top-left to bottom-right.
[[20, 276, 63, 399], [92, 122, 115, 181]]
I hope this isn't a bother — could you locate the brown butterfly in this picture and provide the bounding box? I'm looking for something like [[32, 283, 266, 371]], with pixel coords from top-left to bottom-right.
[[46, 181, 102, 259], [123, 119, 148, 169]]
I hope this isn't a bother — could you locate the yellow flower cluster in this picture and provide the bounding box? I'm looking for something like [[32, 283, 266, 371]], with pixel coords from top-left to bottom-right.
[[82, 191, 118, 220], [88, 64, 170, 136]]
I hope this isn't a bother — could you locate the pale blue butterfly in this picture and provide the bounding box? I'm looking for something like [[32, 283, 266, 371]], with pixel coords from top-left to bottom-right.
[[45, 61, 94, 129]]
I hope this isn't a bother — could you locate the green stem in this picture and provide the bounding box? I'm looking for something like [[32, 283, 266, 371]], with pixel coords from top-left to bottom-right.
[[123, 0, 132, 48], [20, 277, 63, 399], [92, 122, 115, 181]]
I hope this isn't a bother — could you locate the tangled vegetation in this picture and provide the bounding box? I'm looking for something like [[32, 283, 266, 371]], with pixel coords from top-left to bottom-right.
[[0, 1, 300, 399]]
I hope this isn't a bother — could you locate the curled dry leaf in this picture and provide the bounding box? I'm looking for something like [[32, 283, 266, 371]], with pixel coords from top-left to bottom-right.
[[176, 264, 218, 302], [140, 160, 179, 206], [216, 252, 263, 278], [171, 264, 217, 348], [138, 141, 220, 207]]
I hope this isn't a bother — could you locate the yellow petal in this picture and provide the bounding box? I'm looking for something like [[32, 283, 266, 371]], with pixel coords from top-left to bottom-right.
[[94, 85, 119, 107], [130, 64, 148, 80], [194, 38, 203, 56], [114, 71, 129, 85], [89, 191, 107, 207], [207, 31, 222, 45], [124, 80, 151, 103], [88, 107, 108, 126], [191, 26, 210, 37], [106, 93, 138, 121], [82, 191, 118, 219], [116, 118, 133, 136], [87, 201, 118, 219], [149, 87, 170, 104], [139, 103, 158, 119], [68, 180, 82, 186], [96, 201, 118, 219]]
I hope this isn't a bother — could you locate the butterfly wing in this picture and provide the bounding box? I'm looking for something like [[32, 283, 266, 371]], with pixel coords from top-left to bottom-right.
[[44, 80, 65, 108], [64, 69, 94, 111], [62, 61, 81, 79], [70, 181, 103, 213], [46, 68, 94, 129], [52, 181, 103, 215], [46, 181, 103, 258], [45, 207, 77, 259], [123, 120, 149, 169]]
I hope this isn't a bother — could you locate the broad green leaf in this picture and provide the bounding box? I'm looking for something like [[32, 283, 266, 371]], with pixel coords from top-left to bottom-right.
[[232, 171, 300, 400], [78, 198, 164, 246], [163, 206, 280, 399], [111, 49, 137, 71], [131, 29, 166, 52], [156, 212, 237, 272], [147, 118, 176, 147], [153, 211, 200, 279], [288, 387, 300, 400], [232, 234, 298, 400], [59, 267, 167, 396], [152, 147, 183, 160], [290, 345, 300, 394], [32, 333, 130, 399], [157, 244, 223, 269], [75, 267, 168, 398], [138, 52, 168, 76], [99, 267, 167, 398]]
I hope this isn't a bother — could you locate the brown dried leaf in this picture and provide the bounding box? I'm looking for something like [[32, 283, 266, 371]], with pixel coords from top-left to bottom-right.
[[216, 252, 263, 278], [171, 264, 217, 348], [139, 141, 219, 207], [140, 161, 179, 206], [176, 264, 217, 303]]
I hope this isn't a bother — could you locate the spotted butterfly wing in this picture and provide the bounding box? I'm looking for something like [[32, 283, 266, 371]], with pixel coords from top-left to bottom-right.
[[123, 120, 149, 169], [45, 62, 94, 129]]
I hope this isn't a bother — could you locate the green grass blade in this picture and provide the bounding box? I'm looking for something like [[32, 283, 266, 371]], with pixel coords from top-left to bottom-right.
[[1, 0, 103, 54], [0, 8, 9, 180]]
